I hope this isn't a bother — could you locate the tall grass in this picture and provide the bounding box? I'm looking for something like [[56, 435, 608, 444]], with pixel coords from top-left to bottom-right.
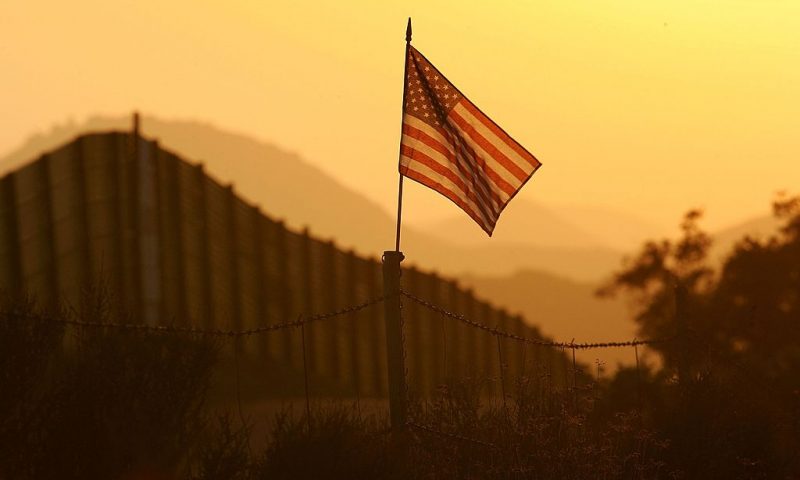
[[2, 292, 796, 479]]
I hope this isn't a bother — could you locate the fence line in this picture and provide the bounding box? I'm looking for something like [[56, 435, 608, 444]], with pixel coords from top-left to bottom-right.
[[5, 295, 385, 337], [401, 289, 673, 350], [0, 126, 701, 451], [3, 129, 663, 399], [2, 274, 667, 449]]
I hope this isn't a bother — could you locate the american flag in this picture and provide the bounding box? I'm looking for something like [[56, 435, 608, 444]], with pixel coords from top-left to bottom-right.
[[399, 46, 542, 236]]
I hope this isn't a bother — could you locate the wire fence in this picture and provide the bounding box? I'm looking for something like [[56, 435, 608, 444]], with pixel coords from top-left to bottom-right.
[[17, 295, 386, 337], [400, 289, 674, 350], [5, 285, 676, 448], [8, 291, 671, 350], [394, 289, 675, 447], [3, 281, 680, 450], [0, 130, 680, 449]]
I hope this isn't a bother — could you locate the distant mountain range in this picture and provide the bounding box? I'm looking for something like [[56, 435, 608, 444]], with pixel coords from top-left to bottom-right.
[[1, 114, 782, 357]]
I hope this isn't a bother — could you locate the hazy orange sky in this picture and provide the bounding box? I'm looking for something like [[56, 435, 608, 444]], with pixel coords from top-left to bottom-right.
[[2, 0, 798, 234]]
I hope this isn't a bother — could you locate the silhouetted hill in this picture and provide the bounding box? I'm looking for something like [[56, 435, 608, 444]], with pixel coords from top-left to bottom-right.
[[0, 114, 623, 281], [460, 270, 635, 368]]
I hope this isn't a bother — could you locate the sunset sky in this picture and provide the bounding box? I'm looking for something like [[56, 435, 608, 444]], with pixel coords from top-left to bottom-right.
[[2, 0, 798, 234]]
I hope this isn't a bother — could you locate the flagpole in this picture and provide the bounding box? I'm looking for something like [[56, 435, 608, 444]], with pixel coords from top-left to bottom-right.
[[394, 177, 404, 252], [383, 17, 412, 434], [394, 17, 412, 252]]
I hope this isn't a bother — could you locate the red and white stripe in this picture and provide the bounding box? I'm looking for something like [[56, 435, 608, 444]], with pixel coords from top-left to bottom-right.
[[399, 98, 541, 235]]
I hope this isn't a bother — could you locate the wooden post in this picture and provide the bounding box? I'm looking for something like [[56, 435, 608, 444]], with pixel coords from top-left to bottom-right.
[[382, 250, 406, 432]]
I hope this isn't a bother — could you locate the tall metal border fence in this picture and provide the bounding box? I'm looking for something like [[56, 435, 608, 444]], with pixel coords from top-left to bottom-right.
[[0, 129, 574, 398]]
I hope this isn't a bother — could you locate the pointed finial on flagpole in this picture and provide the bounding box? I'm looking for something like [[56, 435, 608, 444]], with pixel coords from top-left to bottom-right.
[[406, 17, 412, 43]]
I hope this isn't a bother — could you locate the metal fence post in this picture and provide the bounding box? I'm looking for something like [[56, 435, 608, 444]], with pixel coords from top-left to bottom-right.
[[382, 250, 407, 432]]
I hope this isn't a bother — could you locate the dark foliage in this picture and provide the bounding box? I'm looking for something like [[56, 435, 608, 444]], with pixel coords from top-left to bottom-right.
[[0, 294, 217, 480], [597, 194, 800, 477]]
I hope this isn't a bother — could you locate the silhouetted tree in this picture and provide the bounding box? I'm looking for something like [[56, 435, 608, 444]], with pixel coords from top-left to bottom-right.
[[598, 194, 800, 477], [598, 208, 713, 374]]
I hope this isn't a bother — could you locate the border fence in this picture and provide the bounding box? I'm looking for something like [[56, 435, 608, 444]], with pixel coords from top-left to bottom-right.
[[0, 122, 677, 440], [0, 126, 580, 397]]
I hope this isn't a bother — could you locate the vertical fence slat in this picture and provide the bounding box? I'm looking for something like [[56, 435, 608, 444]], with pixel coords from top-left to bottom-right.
[[447, 280, 464, 380], [72, 137, 92, 292], [403, 266, 423, 395], [166, 152, 187, 322], [426, 272, 443, 393], [300, 228, 316, 374], [152, 141, 169, 324], [1, 174, 23, 295], [322, 240, 341, 385], [112, 135, 128, 313], [344, 249, 361, 397], [481, 301, 498, 398], [510, 314, 525, 382], [195, 165, 214, 328], [465, 289, 480, 382], [368, 257, 386, 396], [251, 206, 268, 357], [40, 154, 59, 310], [275, 221, 294, 367], [225, 185, 242, 332], [127, 133, 142, 320]]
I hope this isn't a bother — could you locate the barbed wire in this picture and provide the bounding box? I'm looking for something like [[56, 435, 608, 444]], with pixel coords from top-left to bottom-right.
[[406, 421, 499, 449], [400, 289, 674, 350], [4, 295, 385, 337]]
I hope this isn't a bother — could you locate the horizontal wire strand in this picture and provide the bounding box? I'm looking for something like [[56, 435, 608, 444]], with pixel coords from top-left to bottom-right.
[[400, 289, 674, 350], [6, 295, 385, 337]]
